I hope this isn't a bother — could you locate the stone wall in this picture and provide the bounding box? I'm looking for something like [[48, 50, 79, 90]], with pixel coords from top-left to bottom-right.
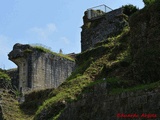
[[59, 84, 160, 120], [81, 8, 128, 52], [8, 44, 75, 92]]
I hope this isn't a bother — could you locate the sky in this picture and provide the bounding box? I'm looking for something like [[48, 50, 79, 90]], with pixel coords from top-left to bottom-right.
[[0, 0, 144, 69]]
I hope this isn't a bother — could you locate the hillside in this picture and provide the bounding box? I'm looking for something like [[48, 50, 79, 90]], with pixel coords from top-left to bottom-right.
[[1, 1, 160, 120]]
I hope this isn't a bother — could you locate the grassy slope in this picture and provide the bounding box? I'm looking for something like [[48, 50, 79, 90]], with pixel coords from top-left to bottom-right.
[[0, 90, 34, 120], [0, 71, 33, 120]]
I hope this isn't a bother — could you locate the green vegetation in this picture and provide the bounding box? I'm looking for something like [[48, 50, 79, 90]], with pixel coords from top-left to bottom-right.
[[143, 0, 156, 6], [24, 49, 33, 54], [0, 71, 11, 89], [0, 90, 34, 120], [32, 45, 75, 61], [0, 71, 11, 81], [122, 4, 139, 16], [20, 89, 54, 116], [34, 75, 91, 119]]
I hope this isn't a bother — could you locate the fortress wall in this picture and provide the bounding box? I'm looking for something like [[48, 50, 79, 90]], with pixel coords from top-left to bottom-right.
[[59, 85, 160, 120]]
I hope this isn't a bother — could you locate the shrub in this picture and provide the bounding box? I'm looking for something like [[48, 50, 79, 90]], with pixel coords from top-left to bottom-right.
[[0, 71, 11, 81], [0, 71, 11, 89], [123, 4, 139, 16], [143, 0, 156, 6]]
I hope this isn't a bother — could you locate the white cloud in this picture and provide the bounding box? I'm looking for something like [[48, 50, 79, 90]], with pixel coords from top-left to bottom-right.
[[29, 23, 56, 41], [60, 37, 70, 45]]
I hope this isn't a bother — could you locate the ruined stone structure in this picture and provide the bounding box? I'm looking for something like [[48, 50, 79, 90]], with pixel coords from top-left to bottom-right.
[[81, 8, 128, 52], [8, 43, 75, 92]]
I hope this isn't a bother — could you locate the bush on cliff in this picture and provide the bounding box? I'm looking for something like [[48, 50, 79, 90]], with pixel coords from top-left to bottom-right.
[[0, 71, 11, 89], [122, 4, 139, 16], [143, 0, 156, 6]]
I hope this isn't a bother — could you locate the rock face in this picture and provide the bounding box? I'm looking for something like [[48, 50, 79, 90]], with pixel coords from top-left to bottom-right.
[[8, 43, 75, 92], [81, 8, 128, 52]]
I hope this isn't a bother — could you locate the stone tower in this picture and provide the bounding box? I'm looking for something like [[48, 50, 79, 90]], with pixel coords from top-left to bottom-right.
[[81, 7, 128, 52]]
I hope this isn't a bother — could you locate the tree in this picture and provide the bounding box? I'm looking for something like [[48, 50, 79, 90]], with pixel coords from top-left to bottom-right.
[[143, 0, 156, 6], [0, 71, 11, 89], [123, 4, 139, 16]]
